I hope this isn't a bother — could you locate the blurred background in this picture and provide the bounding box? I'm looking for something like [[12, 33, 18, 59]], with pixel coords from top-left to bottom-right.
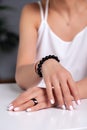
[[0, 0, 38, 83]]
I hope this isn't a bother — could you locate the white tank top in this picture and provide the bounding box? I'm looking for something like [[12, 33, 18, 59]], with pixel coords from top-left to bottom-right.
[[36, 0, 87, 87]]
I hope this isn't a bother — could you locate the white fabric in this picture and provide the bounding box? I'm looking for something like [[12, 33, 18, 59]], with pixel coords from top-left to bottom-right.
[[36, 0, 87, 88]]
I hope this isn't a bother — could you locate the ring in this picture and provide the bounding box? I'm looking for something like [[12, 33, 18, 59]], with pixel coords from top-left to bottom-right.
[[31, 98, 38, 106]]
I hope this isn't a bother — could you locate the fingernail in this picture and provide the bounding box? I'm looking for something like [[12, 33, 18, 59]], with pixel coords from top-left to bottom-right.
[[8, 105, 14, 111], [62, 105, 66, 110], [77, 100, 81, 105], [69, 105, 73, 111], [50, 99, 55, 104], [72, 101, 77, 109], [26, 108, 32, 112], [14, 107, 20, 111]]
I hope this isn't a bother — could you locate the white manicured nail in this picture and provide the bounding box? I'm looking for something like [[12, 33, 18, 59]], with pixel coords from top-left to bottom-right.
[[26, 108, 32, 112], [72, 101, 77, 109], [8, 105, 14, 111], [69, 105, 73, 111], [62, 105, 66, 110], [77, 100, 81, 105], [50, 99, 55, 104], [14, 107, 20, 111]]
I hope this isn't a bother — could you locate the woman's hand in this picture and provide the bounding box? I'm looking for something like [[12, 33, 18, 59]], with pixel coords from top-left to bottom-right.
[[42, 59, 80, 110], [8, 87, 54, 112]]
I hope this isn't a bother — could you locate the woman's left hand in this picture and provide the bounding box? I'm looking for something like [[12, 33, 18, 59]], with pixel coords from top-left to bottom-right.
[[8, 87, 54, 112]]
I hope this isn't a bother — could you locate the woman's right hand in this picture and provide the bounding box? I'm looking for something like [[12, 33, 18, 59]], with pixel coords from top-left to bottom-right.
[[42, 59, 80, 110]]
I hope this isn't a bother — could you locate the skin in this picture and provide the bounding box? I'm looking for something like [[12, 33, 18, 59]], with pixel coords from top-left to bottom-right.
[[8, 0, 87, 112]]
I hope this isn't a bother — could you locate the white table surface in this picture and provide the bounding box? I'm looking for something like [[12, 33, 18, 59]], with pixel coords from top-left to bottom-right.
[[0, 83, 87, 130]]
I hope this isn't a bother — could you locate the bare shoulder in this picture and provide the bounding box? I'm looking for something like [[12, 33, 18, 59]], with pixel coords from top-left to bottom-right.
[[22, 2, 39, 15], [20, 2, 41, 29]]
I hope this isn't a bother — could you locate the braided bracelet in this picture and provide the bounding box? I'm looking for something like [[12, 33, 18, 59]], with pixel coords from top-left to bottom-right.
[[36, 55, 60, 77]]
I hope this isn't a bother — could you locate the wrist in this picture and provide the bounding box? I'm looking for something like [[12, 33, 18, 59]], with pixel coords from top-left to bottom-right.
[[35, 55, 60, 77]]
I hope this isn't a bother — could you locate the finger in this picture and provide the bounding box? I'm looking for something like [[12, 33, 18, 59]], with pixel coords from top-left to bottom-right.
[[26, 102, 51, 112], [61, 81, 74, 110], [8, 87, 43, 110], [12, 93, 47, 112], [12, 92, 36, 106], [68, 78, 81, 105], [44, 79, 55, 105], [13, 100, 34, 112], [7, 92, 29, 111], [52, 78, 66, 110]]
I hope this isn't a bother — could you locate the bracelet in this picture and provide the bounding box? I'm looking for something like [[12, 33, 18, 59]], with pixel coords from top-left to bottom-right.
[[36, 55, 60, 77]]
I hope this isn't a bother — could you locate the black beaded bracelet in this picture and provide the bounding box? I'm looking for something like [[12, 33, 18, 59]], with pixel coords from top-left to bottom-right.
[[36, 55, 60, 77]]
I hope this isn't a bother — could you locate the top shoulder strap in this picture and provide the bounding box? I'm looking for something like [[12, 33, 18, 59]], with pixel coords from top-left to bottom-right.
[[37, 0, 49, 21], [37, 1, 44, 21], [44, 0, 49, 21]]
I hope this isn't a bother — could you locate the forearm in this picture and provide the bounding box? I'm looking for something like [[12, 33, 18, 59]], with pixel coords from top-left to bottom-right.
[[76, 77, 87, 99], [15, 64, 41, 89]]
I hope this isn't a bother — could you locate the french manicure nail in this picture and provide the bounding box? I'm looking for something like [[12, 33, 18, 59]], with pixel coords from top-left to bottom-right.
[[69, 105, 73, 111], [50, 99, 55, 104], [62, 105, 66, 110], [77, 100, 81, 105], [8, 105, 14, 111], [26, 108, 32, 112], [14, 107, 20, 111], [72, 101, 77, 109]]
